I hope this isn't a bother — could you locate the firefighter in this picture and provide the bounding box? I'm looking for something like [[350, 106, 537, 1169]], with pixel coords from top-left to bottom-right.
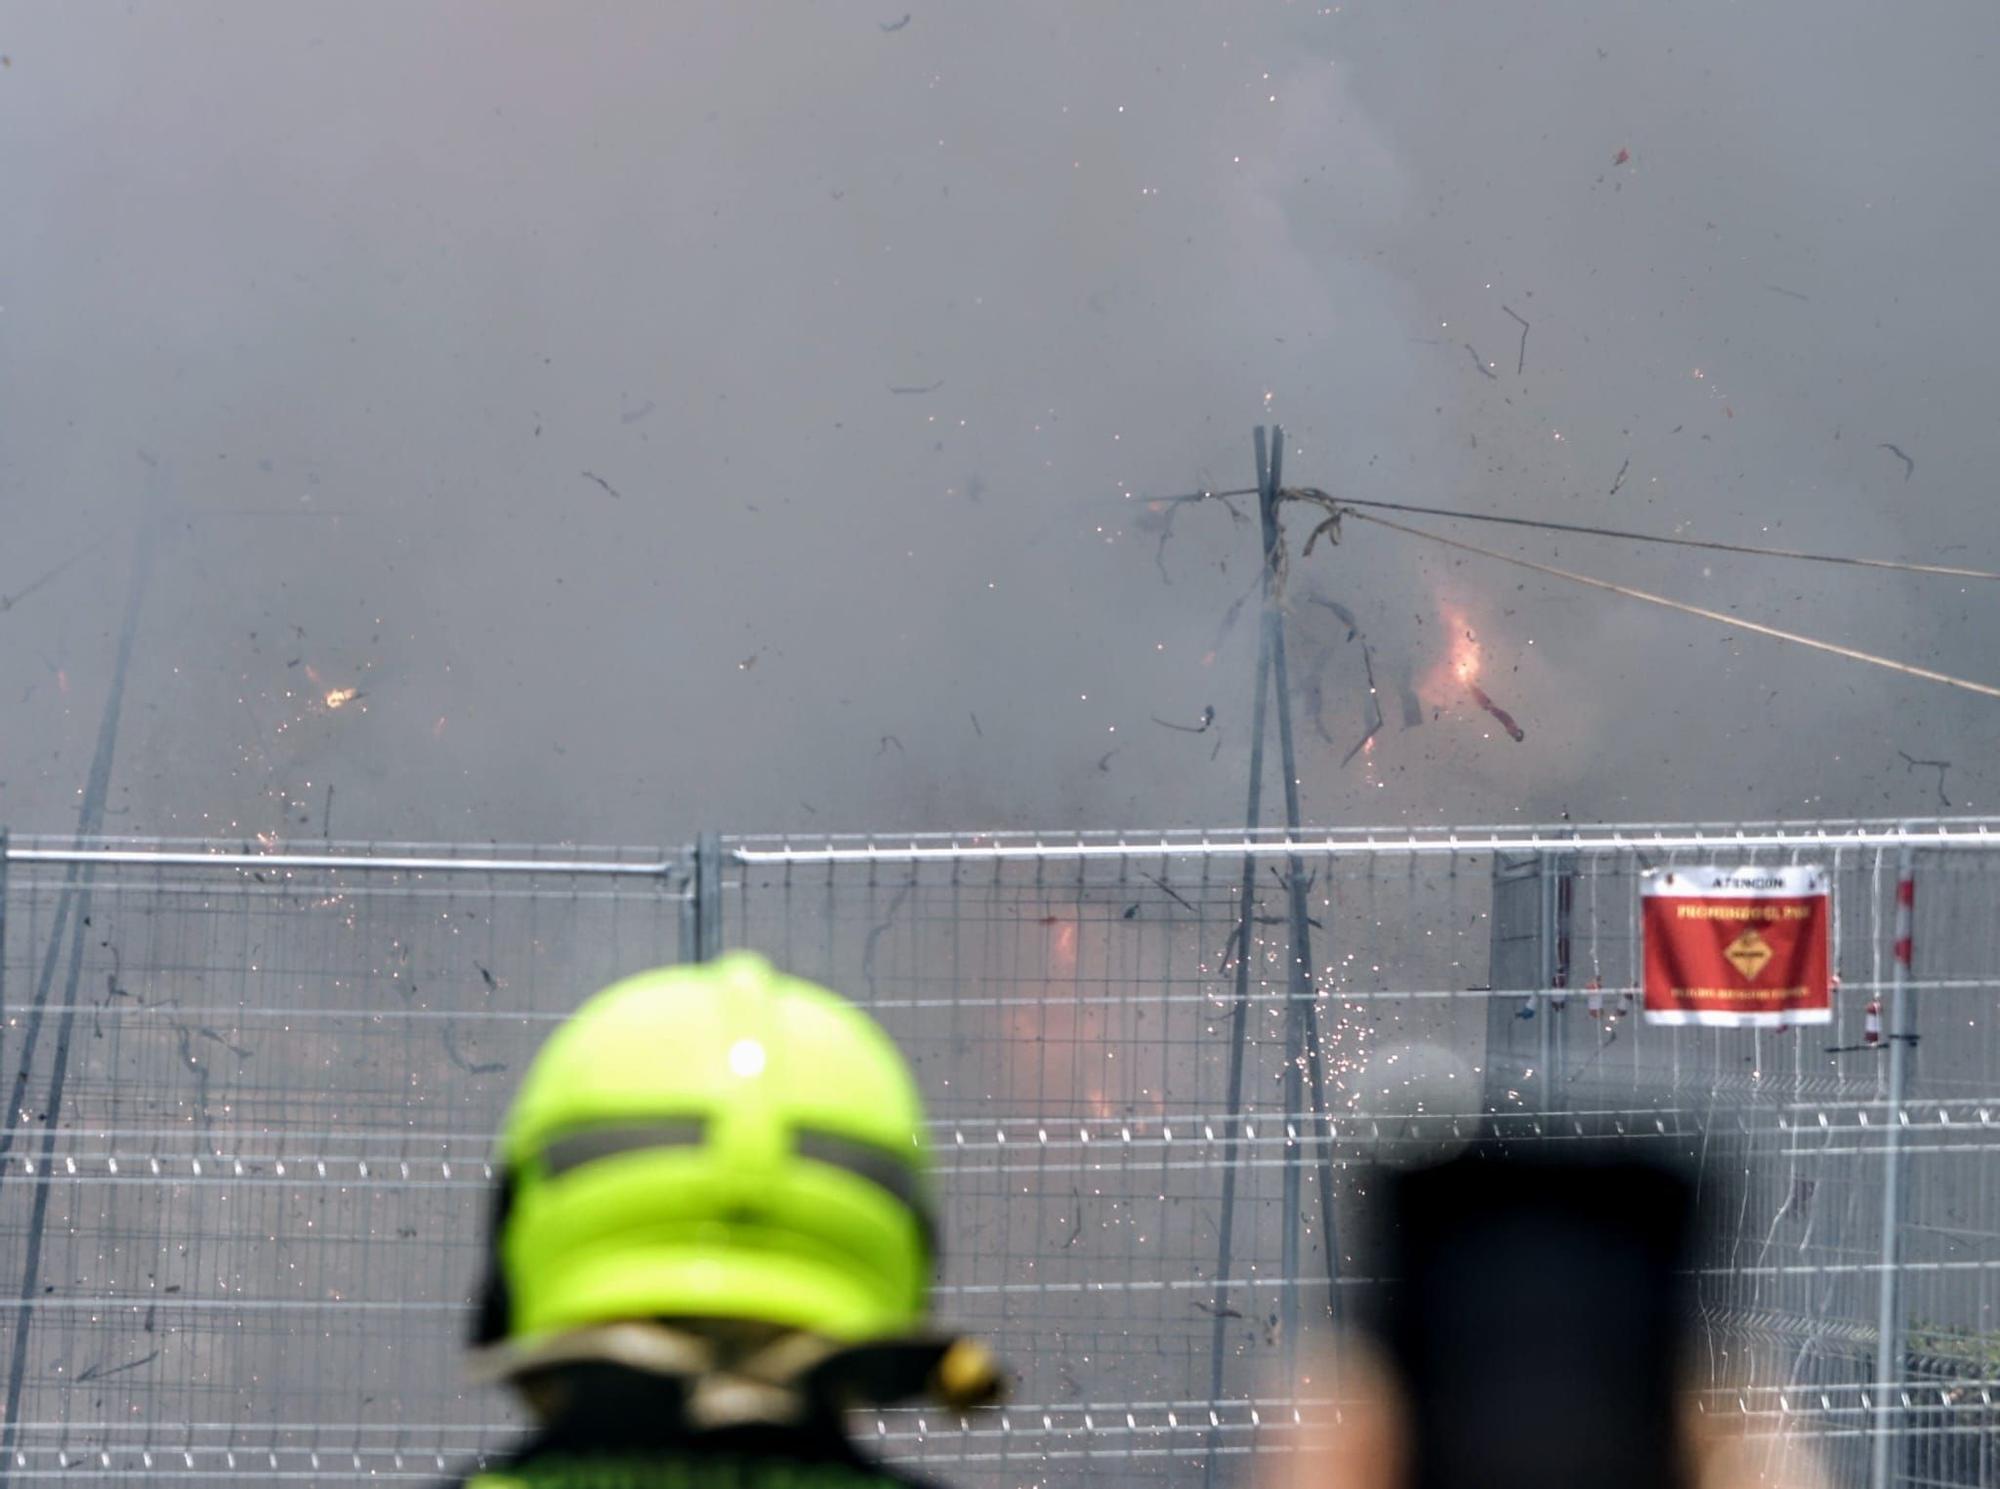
[[452, 952, 998, 1488]]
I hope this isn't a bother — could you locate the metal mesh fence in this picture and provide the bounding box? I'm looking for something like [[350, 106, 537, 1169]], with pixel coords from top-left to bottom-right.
[[3, 823, 1998, 1485], [0, 839, 689, 1483]]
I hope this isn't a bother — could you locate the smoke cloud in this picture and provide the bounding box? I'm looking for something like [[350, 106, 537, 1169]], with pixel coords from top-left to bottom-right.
[[2, 3, 1994, 843]]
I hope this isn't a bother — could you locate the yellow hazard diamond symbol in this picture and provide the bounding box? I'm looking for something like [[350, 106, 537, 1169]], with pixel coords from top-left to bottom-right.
[[1724, 928, 1773, 981]]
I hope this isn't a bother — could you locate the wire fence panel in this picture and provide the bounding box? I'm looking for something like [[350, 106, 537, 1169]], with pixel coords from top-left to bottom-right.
[[4, 824, 1998, 1486], [0, 840, 688, 1485], [725, 827, 2000, 1489]]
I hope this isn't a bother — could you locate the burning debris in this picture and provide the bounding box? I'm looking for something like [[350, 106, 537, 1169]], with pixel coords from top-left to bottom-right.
[[1430, 607, 1526, 742], [1467, 681, 1526, 742]]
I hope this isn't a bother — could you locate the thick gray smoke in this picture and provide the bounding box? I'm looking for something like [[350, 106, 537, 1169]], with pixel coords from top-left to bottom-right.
[[2, 3, 1995, 844]]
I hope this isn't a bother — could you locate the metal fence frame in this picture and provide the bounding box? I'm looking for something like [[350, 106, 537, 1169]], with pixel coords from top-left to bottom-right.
[[2, 820, 1997, 1486]]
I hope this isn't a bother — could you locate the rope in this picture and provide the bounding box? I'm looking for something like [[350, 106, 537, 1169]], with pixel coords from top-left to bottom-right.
[[1300, 491, 2000, 582], [1344, 509, 2000, 703]]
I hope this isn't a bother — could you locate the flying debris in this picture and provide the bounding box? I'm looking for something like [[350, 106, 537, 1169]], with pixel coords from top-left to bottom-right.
[[0, 538, 109, 615], [1898, 750, 1952, 808], [1312, 596, 1360, 640], [1466, 682, 1526, 742], [76, 1350, 161, 1383], [877, 734, 905, 756], [581, 470, 623, 499], [1613, 147, 1631, 165], [1097, 748, 1119, 772], [441, 1024, 506, 1077], [879, 13, 912, 31], [1303, 593, 1391, 764], [1463, 343, 1498, 380], [888, 378, 941, 394], [1151, 704, 1215, 734], [1879, 443, 1915, 481], [1502, 304, 1531, 373]]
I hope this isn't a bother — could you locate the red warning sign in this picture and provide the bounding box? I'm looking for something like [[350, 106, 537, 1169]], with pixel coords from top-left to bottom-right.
[[1642, 865, 1830, 1027]]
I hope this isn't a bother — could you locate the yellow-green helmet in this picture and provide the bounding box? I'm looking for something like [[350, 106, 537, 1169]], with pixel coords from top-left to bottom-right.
[[473, 953, 934, 1353]]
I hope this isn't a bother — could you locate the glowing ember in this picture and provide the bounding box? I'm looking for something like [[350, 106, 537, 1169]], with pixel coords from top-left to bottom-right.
[[1451, 634, 1480, 684], [324, 687, 359, 710]]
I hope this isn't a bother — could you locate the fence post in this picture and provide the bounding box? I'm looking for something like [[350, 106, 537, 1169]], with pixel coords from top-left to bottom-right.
[[692, 832, 724, 962], [0, 828, 7, 1072], [1870, 840, 1916, 1489], [1536, 863, 1554, 1110], [676, 842, 699, 964]]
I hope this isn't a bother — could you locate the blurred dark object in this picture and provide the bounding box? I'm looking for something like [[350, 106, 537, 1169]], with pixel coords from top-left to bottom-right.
[[1365, 1143, 1699, 1489]]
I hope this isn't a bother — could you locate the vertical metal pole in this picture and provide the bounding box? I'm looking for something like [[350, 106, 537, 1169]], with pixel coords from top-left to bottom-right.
[[694, 832, 724, 961], [1537, 862, 1554, 1111], [677, 843, 699, 964], [1261, 428, 1329, 1382], [0, 500, 155, 1489], [0, 830, 8, 1094], [1870, 842, 1916, 1489], [1204, 428, 1278, 1489], [0, 829, 8, 1073]]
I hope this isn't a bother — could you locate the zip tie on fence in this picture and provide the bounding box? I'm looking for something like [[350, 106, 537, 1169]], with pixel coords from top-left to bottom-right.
[[1344, 510, 2000, 701]]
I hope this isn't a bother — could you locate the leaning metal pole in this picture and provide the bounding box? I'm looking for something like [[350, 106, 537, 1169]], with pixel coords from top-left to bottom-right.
[[1870, 840, 1917, 1489], [1260, 429, 1339, 1379], [1203, 428, 1280, 1489]]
